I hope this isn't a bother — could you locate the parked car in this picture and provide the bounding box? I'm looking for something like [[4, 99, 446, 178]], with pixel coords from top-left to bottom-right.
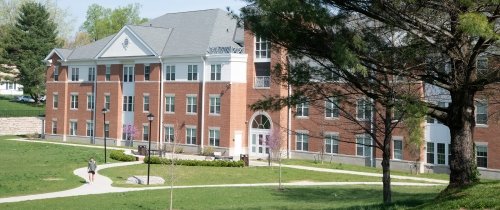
[[16, 95, 35, 103], [38, 95, 46, 102]]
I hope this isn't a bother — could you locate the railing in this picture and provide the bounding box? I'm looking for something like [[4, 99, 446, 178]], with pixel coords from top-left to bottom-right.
[[254, 76, 271, 88], [0, 110, 45, 118], [207, 46, 245, 54]]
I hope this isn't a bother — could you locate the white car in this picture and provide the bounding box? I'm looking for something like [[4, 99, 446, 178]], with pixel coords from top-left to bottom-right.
[[16, 95, 35, 103]]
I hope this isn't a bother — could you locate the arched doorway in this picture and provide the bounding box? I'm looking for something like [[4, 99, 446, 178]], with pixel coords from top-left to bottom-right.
[[249, 113, 272, 156]]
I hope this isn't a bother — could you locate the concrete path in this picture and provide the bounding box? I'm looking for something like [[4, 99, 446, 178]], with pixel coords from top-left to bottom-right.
[[0, 138, 447, 204]]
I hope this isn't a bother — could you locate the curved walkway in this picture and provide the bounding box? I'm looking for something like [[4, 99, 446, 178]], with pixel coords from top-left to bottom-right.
[[0, 138, 447, 204]]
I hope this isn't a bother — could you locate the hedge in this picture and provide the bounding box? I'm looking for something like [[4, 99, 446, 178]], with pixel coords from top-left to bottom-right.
[[110, 150, 136, 162], [144, 156, 244, 167]]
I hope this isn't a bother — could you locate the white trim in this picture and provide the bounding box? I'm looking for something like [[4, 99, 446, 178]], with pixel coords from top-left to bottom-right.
[[94, 26, 158, 59]]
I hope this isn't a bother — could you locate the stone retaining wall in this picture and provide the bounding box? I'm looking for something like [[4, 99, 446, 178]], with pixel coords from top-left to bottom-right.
[[0, 117, 43, 135]]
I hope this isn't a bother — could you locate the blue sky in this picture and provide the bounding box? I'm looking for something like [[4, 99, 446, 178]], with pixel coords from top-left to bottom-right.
[[56, 0, 247, 35]]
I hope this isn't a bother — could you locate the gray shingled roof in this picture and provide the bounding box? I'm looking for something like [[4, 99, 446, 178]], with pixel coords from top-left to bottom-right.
[[55, 48, 73, 60], [46, 9, 240, 61], [144, 9, 239, 57], [128, 25, 173, 55], [67, 35, 114, 60]]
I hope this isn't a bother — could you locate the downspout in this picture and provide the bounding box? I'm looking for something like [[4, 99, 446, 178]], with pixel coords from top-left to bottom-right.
[[92, 61, 98, 144], [200, 56, 207, 152], [159, 57, 164, 153]]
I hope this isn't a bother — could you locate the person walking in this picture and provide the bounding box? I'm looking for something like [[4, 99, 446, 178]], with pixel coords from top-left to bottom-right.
[[87, 158, 97, 184]]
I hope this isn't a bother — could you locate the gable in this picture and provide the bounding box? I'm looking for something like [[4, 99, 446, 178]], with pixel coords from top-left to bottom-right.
[[99, 28, 156, 58]]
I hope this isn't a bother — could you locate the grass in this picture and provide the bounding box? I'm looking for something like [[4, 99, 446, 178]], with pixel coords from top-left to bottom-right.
[[0, 136, 113, 197], [100, 163, 420, 187], [0, 185, 444, 210], [415, 180, 500, 209], [282, 159, 450, 180], [0, 95, 45, 117]]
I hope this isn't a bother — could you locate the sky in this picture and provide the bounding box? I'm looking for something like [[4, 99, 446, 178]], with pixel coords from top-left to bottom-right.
[[55, 0, 248, 36]]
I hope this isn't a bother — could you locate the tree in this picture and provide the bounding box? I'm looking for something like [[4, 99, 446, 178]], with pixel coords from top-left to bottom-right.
[[123, 124, 138, 147], [81, 3, 148, 41], [241, 0, 500, 190], [267, 126, 285, 190], [2, 2, 57, 101]]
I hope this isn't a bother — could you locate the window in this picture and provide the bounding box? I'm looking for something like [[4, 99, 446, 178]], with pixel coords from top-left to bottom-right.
[[209, 96, 220, 115], [325, 97, 339, 118], [143, 95, 150, 112], [476, 57, 488, 76], [71, 68, 79, 81], [143, 125, 149, 141], [186, 127, 197, 144], [105, 66, 111, 81], [448, 144, 452, 165], [296, 132, 309, 151], [88, 67, 96, 81], [70, 94, 78, 109], [86, 121, 94, 137], [165, 65, 175, 81], [296, 100, 309, 117], [186, 95, 197, 114], [475, 100, 488, 125], [104, 95, 110, 110], [51, 121, 57, 134], [393, 139, 403, 160], [123, 66, 134, 82], [437, 143, 446, 164], [255, 36, 270, 59], [164, 125, 174, 143], [356, 135, 372, 157], [324, 134, 339, 154], [476, 145, 487, 168], [426, 142, 435, 164], [357, 99, 372, 120], [70, 121, 77, 136], [188, 65, 198, 81], [210, 64, 221, 80], [123, 96, 134, 112], [144, 65, 150, 81], [165, 95, 175, 113], [87, 94, 94, 110], [53, 94, 58, 109], [209, 129, 220, 146], [104, 123, 109, 138], [54, 66, 59, 81]]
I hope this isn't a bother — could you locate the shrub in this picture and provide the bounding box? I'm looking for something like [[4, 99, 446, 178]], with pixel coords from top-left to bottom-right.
[[110, 150, 136, 162], [143, 157, 244, 167], [201, 147, 214, 156], [175, 147, 184, 154]]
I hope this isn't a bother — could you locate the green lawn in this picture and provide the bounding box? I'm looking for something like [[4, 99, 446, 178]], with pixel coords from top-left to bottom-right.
[[0, 185, 444, 210], [100, 163, 419, 188], [282, 159, 450, 180], [0, 136, 112, 197], [0, 95, 45, 117]]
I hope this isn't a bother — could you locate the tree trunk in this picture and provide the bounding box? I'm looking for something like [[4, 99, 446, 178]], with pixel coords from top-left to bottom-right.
[[381, 144, 391, 204], [448, 89, 479, 188]]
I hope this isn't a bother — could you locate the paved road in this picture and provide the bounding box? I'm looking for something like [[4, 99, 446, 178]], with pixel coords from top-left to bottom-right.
[[0, 138, 447, 204]]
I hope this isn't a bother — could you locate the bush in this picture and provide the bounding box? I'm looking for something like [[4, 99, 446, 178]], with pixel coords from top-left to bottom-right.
[[201, 147, 214, 156], [175, 147, 184, 154], [143, 157, 244, 167], [110, 150, 136, 162]]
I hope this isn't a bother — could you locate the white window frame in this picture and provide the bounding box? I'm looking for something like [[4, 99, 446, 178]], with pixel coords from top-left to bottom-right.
[[296, 131, 309, 151], [165, 95, 175, 113], [325, 97, 339, 119], [105, 65, 111, 81], [164, 125, 174, 143], [209, 95, 221, 115], [144, 65, 150, 81], [255, 36, 271, 61], [53, 94, 58, 109], [143, 124, 149, 141], [210, 64, 221, 81], [426, 142, 435, 164], [356, 135, 372, 157], [324, 133, 339, 154], [87, 93, 94, 110], [143, 95, 150, 112], [393, 138, 403, 160], [188, 65, 198, 81], [296, 101, 309, 117], [437, 143, 446, 165], [51, 120, 57, 134], [476, 144, 488, 168], [69, 121, 77, 136], [475, 100, 488, 125], [88, 67, 96, 81], [123, 96, 134, 112], [209, 128, 220, 146], [123, 66, 134, 82], [165, 65, 175, 81], [70, 94, 78, 109], [104, 122, 109, 138], [86, 121, 94, 137], [186, 127, 197, 145], [71, 68, 79, 81], [104, 94, 110, 110], [357, 99, 372, 121], [54, 66, 59, 81], [186, 95, 197, 114]]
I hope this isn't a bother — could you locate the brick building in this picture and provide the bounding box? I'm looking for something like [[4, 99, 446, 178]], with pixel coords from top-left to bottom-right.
[[43, 9, 499, 178]]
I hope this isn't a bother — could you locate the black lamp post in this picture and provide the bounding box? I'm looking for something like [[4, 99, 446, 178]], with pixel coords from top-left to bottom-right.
[[147, 112, 154, 185], [102, 108, 108, 163]]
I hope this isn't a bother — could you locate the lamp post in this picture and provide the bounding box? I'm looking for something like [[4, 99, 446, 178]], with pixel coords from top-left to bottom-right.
[[102, 108, 108, 163], [147, 112, 154, 185]]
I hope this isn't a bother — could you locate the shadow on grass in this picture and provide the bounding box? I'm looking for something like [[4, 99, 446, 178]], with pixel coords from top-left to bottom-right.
[[270, 186, 438, 209]]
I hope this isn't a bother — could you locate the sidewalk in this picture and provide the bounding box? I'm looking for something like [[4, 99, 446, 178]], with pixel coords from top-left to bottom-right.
[[0, 138, 447, 204]]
